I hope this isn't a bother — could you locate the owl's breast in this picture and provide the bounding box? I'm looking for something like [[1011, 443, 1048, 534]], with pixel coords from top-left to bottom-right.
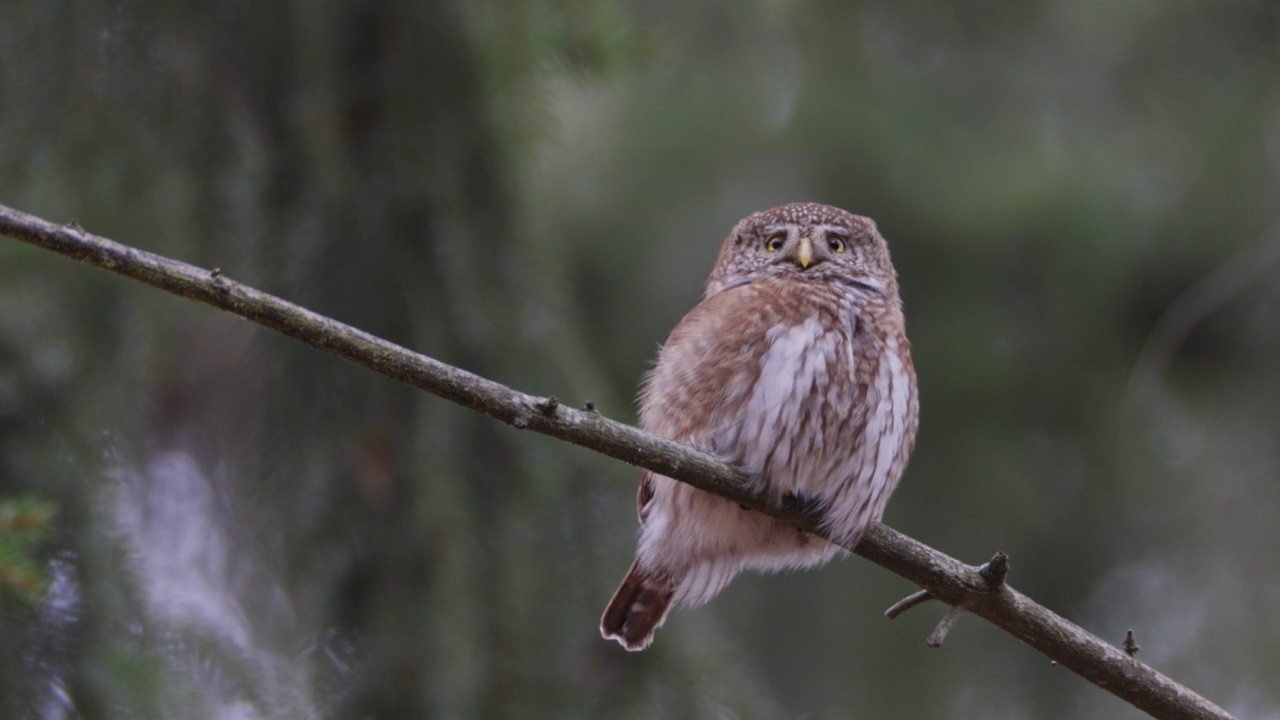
[[728, 311, 862, 498], [640, 278, 912, 515]]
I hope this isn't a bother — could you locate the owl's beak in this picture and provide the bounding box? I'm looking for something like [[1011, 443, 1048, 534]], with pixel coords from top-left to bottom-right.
[[796, 236, 814, 268]]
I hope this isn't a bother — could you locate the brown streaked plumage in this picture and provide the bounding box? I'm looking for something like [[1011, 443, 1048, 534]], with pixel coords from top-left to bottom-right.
[[600, 202, 919, 651]]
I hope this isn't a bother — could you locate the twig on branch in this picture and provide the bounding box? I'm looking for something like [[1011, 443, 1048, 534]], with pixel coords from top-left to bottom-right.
[[884, 590, 934, 620], [979, 552, 1010, 586], [1125, 630, 1142, 658], [926, 606, 966, 648], [0, 202, 1236, 720], [888, 552, 1011, 648]]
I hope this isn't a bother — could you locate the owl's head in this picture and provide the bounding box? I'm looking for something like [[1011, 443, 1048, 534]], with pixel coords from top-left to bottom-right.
[[704, 202, 898, 298]]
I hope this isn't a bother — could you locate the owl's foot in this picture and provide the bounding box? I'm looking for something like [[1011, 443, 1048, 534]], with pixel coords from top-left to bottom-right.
[[780, 491, 824, 517]]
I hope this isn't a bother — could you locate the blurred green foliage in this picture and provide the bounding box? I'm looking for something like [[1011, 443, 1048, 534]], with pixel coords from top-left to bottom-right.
[[0, 495, 56, 604], [1, 0, 1278, 718]]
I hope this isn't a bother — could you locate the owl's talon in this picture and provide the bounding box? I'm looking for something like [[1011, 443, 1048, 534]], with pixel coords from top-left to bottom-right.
[[781, 492, 824, 516]]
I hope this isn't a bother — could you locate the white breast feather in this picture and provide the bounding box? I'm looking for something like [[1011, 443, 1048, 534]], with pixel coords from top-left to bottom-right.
[[738, 317, 831, 487]]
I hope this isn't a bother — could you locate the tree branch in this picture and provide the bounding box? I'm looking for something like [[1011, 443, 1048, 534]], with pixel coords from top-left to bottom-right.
[[0, 202, 1234, 720]]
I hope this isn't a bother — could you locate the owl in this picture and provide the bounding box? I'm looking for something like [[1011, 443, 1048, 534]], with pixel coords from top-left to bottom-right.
[[600, 202, 919, 651]]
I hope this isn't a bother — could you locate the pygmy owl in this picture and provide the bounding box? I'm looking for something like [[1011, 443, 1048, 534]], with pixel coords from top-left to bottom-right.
[[600, 202, 919, 651]]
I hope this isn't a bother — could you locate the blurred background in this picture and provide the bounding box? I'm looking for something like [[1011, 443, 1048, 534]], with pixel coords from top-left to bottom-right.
[[1, 1, 1278, 718]]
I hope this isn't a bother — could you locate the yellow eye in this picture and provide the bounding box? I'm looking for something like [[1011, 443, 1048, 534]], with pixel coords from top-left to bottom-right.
[[765, 234, 786, 252], [828, 236, 847, 253]]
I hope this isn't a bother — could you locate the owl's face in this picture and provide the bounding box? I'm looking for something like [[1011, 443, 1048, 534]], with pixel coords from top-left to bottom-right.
[[704, 202, 897, 299]]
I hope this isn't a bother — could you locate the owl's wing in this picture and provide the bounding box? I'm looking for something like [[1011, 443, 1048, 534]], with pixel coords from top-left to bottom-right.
[[639, 281, 797, 466], [637, 472, 655, 525]]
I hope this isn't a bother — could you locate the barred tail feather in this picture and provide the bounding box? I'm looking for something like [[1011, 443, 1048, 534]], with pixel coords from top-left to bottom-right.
[[600, 561, 675, 652]]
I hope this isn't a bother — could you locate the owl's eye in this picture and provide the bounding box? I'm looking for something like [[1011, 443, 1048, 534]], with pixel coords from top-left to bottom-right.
[[827, 235, 847, 253], [765, 234, 786, 252]]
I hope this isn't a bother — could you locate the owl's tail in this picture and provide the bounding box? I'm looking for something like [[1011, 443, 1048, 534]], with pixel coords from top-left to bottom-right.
[[600, 561, 675, 651]]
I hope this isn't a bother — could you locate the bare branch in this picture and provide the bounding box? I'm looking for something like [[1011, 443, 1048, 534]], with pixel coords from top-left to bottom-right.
[[0, 202, 1236, 720]]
